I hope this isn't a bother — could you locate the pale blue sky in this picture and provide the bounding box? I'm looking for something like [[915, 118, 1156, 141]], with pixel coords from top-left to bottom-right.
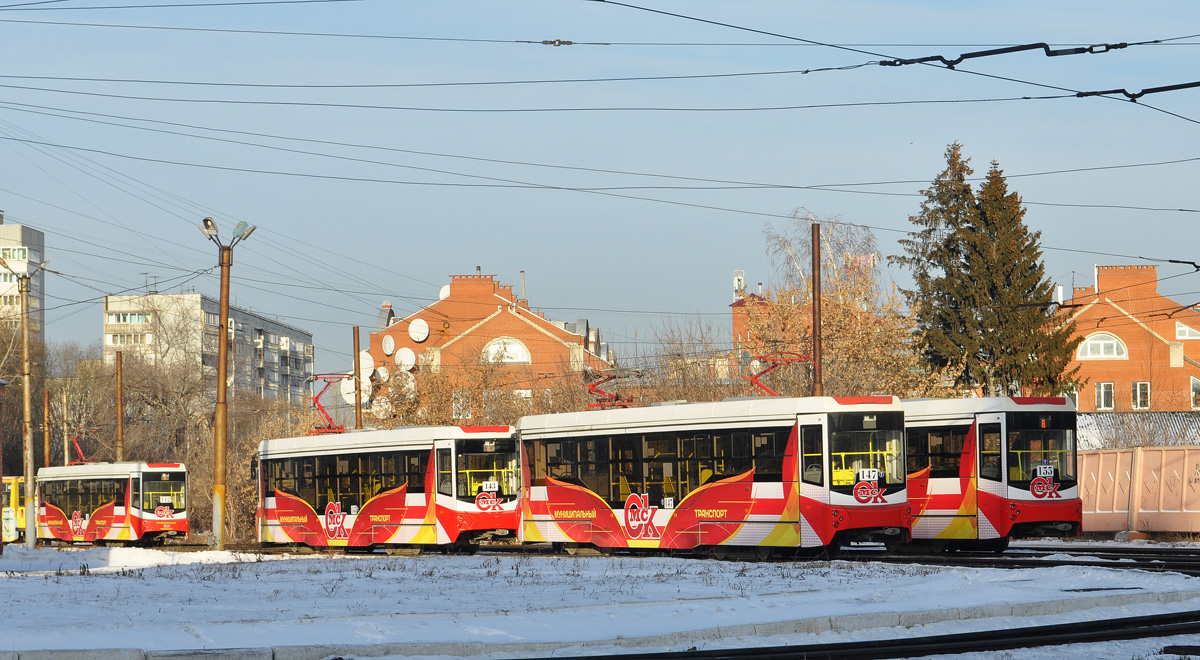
[[1, 0, 1197, 375]]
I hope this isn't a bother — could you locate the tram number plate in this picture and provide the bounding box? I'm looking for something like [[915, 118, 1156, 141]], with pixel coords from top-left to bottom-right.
[[481, 480, 499, 493], [159, 496, 172, 504], [1036, 465, 1055, 478], [858, 468, 880, 482]]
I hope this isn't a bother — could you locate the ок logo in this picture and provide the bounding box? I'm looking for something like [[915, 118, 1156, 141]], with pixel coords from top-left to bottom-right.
[[475, 491, 503, 511], [1030, 476, 1062, 499], [324, 502, 349, 539], [69, 511, 85, 537], [623, 493, 661, 539], [853, 480, 887, 504], [154, 506, 174, 519]]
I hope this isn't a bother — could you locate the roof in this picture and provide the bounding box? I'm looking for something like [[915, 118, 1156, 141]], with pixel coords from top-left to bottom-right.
[[37, 462, 186, 480], [258, 425, 515, 457], [903, 397, 1075, 422], [517, 396, 901, 437]]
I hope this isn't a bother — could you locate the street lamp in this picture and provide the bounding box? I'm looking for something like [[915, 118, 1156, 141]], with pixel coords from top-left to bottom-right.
[[0, 256, 48, 549], [199, 217, 255, 550]]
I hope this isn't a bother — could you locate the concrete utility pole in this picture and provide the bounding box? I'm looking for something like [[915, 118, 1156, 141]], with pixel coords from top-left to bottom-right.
[[0, 257, 49, 549], [115, 351, 124, 462], [811, 223, 824, 397], [198, 217, 256, 551], [61, 388, 68, 466]]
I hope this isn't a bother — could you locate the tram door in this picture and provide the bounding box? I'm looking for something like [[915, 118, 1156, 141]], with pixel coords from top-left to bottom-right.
[[974, 413, 1006, 539], [796, 414, 827, 505], [433, 440, 455, 504]]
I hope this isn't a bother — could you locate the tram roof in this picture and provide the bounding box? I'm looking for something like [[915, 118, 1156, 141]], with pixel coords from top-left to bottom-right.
[[36, 462, 186, 480], [902, 396, 1075, 422], [258, 425, 516, 457], [517, 396, 902, 437]]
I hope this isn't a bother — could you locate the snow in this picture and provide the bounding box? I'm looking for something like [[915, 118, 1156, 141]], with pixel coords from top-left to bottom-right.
[[2, 543, 1200, 659]]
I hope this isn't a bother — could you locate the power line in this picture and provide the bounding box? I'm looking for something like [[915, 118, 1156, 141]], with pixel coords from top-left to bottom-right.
[[0, 0, 366, 10], [0, 81, 1073, 112]]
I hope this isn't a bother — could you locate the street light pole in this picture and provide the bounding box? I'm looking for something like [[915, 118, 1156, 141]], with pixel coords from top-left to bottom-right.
[[0, 257, 48, 549], [199, 217, 255, 551]]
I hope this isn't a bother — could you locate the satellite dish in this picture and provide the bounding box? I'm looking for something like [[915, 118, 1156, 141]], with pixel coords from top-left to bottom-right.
[[358, 351, 376, 380], [438, 284, 451, 300], [339, 375, 370, 405], [396, 347, 416, 371], [376, 365, 390, 383], [381, 335, 395, 356], [409, 318, 429, 343]]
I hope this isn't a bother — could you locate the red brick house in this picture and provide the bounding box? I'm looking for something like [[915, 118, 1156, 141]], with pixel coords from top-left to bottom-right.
[[1065, 265, 1200, 413], [368, 271, 614, 404]]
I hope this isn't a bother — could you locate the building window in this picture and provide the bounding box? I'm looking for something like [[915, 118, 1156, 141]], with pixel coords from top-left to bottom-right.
[[1193, 377, 1200, 410], [1132, 382, 1150, 410], [0, 295, 17, 306], [481, 337, 531, 364], [204, 312, 220, 326], [1178, 322, 1200, 339], [1095, 382, 1114, 410], [106, 312, 151, 324], [0, 247, 27, 261], [107, 333, 148, 346], [1077, 333, 1128, 359], [0, 273, 14, 283], [452, 391, 471, 420]]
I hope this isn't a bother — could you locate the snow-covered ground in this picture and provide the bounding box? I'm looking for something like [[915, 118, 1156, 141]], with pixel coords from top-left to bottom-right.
[[3, 542, 1200, 659]]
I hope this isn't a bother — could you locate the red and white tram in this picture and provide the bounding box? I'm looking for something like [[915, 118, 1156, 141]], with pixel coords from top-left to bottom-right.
[[256, 426, 520, 550], [903, 397, 1081, 551], [518, 396, 909, 557], [37, 462, 188, 545]]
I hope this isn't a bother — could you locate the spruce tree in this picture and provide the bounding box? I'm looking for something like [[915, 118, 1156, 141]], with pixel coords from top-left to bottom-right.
[[894, 145, 1082, 395]]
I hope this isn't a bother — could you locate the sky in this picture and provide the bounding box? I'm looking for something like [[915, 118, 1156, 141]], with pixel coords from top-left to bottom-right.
[[1, 1, 1198, 376], [2, 542, 1200, 657]]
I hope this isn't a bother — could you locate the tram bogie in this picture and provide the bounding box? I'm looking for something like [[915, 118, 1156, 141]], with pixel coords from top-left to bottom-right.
[[902, 397, 1082, 548], [35, 462, 189, 545]]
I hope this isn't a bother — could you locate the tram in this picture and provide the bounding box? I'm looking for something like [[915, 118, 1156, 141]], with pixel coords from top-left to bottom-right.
[[2, 475, 29, 542], [36, 463, 189, 545], [518, 396, 909, 558], [256, 426, 520, 550], [902, 397, 1081, 552]]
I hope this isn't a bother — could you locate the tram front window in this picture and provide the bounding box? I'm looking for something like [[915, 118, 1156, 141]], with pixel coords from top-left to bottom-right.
[[456, 438, 519, 504], [828, 412, 905, 493], [142, 472, 187, 513], [1007, 412, 1077, 486]]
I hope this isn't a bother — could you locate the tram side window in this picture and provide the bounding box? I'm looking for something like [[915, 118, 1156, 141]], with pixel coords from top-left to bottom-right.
[[979, 423, 1002, 481], [643, 432, 678, 507], [545, 439, 581, 484], [752, 430, 784, 481], [578, 437, 610, 501], [611, 434, 641, 503], [436, 448, 453, 496], [906, 426, 969, 478], [801, 425, 823, 486]]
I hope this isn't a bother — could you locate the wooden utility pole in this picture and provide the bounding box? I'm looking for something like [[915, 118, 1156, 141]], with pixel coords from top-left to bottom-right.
[[352, 326, 363, 430], [115, 351, 125, 462], [42, 389, 49, 468], [18, 274, 35, 547], [811, 222, 824, 397]]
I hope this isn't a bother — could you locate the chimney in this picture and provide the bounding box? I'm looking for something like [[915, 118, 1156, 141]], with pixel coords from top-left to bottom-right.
[[0, 210, 5, 224], [476, 265, 481, 276], [520, 270, 526, 301], [1055, 285, 1063, 305], [758, 282, 763, 296]]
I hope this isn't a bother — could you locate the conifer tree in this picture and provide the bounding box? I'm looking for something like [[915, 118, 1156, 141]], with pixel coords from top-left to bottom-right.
[[893, 144, 1082, 395]]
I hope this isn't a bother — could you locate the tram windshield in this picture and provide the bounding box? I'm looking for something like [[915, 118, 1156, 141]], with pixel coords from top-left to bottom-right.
[[141, 471, 186, 513], [1006, 411, 1077, 486], [828, 412, 905, 491], [456, 437, 519, 503]]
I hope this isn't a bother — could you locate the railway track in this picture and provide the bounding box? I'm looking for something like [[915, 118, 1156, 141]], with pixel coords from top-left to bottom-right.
[[517, 609, 1200, 660]]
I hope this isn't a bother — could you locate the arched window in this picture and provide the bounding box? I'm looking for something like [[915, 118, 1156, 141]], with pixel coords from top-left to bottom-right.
[[1077, 333, 1128, 359], [482, 337, 531, 364]]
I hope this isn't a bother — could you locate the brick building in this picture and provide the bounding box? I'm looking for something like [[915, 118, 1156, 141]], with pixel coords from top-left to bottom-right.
[[368, 271, 615, 405], [1065, 265, 1200, 413]]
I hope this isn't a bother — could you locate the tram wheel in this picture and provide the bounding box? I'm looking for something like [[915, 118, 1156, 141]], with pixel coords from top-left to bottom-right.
[[709, 546, 730, 561], [751, 546, 773, 562]]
